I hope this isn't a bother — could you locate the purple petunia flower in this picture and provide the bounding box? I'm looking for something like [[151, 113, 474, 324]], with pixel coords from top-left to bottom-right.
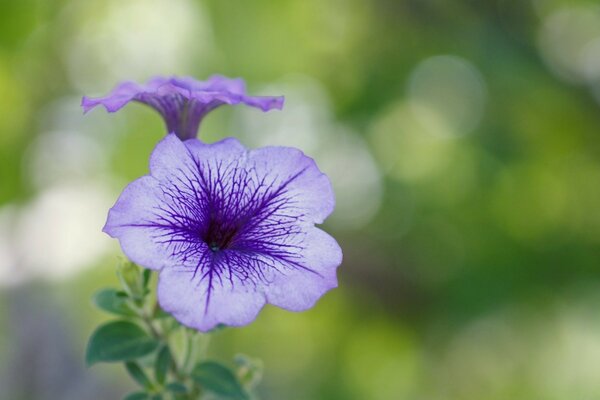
[[103, 134, 342, 331], [81, 75, 284, 140]]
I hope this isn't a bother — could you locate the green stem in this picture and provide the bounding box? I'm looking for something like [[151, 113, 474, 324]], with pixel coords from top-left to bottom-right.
[[137, 301, 190, 386], [189, 382, 202, 399], [182, 329, 194, 372], [128, 288, 212, 398], [141, 310, 161, 339]]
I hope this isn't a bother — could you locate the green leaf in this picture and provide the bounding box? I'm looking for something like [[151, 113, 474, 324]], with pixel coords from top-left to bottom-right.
[[93, 288, 136, 317], [165, 382, 187, 394], [154, 345, 172, 385], [125, 361, 153, 389], [86, 320, 160, 366], [123, 392, 149, 400], [192, 361, 249, 399]]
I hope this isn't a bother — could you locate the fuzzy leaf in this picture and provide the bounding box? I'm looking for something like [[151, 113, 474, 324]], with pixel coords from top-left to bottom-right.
[[93, 288, 136, 316], [192, 361, 248, 399], [125, 361, 153, 389], [155, 345, 172, 384], [165, 382, 187, 393], [86, 321, 159, 366]]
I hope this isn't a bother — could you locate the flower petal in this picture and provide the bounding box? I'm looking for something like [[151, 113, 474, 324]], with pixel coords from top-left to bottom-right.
[[81, 81, 143, 113], [148, 134, 198, 181], [202, 74, 247, 94], [103, 176, 175, 270], [157, 258, 266, 331], [183, 136, 247, 165], [248, 146, 335, 224], [263, 227, 341, 311]]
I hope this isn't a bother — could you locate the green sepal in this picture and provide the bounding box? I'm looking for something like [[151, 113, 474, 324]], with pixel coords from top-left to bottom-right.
[[86, 320, 160, 366], [192, 361, 249, 399], [208, 323, 227, 333], [93, 288, 137, 317], [125, 361, 153, 389], [142, 269, 152, 288], [153, 307, 172, 319]]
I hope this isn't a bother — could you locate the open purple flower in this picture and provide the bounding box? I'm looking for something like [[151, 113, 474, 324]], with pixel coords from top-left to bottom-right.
[[81, 75, 284, 140], [104, 134, 342, 331]]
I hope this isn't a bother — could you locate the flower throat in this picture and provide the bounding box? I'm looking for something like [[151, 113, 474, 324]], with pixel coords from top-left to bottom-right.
[[202, 218, 239, 252]]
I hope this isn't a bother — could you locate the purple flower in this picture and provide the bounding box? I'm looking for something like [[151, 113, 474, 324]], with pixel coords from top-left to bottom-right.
[[104, 134, 342, 331], [81, 75, 284, 140]]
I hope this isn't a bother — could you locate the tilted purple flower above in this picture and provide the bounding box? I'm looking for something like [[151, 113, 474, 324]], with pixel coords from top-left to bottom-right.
[[81, 75, 284, 140], [103, 134, 342, 331]]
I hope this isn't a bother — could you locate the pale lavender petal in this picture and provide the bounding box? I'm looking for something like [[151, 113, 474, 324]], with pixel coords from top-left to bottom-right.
[[263, 227, 341, 311], [248, 146, 335, 224], [103, 176, 173, 270], [182, 136, 247, 167], [148, 133, 199, 181], [157, 260, 267, 331], [81, 81, 143, 113]]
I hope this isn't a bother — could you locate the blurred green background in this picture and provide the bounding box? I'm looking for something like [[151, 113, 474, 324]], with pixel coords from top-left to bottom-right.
[[2, 0, 600, 399]]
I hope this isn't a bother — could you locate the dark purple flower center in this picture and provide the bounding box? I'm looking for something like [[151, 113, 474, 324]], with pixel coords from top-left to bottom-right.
[[201, 217, 239, 252]]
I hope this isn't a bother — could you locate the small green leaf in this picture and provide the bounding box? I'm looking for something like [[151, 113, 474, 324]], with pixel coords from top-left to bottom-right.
[[86, 320, 160, 366], [125, 362, 153, 389], [118, 261, 144, 299], [234, 354, 263, 389], [155, 345, 172, 384], [93, 289, 136, 316], [165, 382, 187, 394], [192, 361, 248, 399], [123, 392, 149, 400]]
